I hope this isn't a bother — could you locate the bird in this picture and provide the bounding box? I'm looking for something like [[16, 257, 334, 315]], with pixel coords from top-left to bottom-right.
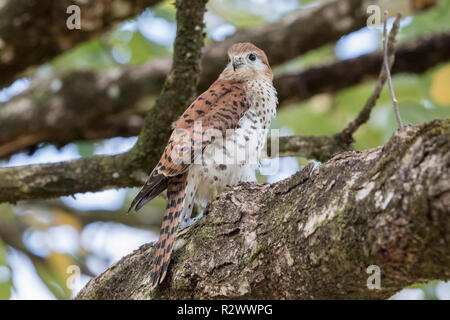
[[128, 42, 278, 288]]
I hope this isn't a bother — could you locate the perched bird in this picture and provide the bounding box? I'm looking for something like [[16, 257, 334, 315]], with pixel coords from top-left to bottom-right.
[[129, 42, 278, 288]]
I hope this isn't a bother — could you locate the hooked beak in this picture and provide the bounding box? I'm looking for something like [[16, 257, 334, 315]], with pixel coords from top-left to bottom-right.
[[232, 58, 242, 71]]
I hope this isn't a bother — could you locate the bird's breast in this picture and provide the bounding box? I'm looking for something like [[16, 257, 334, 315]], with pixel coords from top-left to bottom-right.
[[187, 79, 278, 203]]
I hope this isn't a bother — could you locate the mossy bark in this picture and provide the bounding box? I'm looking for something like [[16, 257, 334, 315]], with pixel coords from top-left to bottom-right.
[[76, 119, 450, 300]]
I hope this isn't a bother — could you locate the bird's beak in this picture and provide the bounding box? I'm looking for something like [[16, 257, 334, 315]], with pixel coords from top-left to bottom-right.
[[232, 58, 242, 71]]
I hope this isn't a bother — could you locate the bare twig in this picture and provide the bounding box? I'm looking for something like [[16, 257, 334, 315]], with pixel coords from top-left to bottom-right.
[[383, 11, 404, 130], [336, 12, 402, 144]]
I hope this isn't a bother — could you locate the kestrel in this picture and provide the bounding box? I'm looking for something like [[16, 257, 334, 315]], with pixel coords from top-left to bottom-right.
[[129, 42, 278, 288]]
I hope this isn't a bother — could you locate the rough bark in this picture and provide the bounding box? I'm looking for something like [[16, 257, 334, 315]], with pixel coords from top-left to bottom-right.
[[0, 0, 161, 87], [75, 118, 450, 300], [2, 31, 448, 158], [0, 153, 144, 203]]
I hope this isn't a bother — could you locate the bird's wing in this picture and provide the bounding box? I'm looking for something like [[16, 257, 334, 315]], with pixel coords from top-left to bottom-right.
[[128, 79, 249, 212]]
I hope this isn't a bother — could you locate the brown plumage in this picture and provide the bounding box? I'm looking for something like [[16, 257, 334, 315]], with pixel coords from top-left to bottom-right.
[[150, 173, 186, 286], [128, 79, 249, 212], [129, 42, 276, 288]]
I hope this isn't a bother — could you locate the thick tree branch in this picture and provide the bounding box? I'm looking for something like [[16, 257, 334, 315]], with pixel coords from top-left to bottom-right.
[[0, 0, 161, 87], [76, 118, 450, 300], [2, 31, 449, 158]]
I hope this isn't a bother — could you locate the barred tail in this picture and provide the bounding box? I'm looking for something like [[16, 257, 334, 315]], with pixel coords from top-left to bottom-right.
[[151, 173, 187, 288]]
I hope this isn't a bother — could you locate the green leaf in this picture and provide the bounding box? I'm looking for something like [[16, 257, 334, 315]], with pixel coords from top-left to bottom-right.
[[76, 142, 96, 158], [0, 240, 12, 300], [128, 32, 168, 64], [152, 0, 176, 23], [34, 261, 71, 300], [400, 1, 450, 40], [52, 39, 116, 73]]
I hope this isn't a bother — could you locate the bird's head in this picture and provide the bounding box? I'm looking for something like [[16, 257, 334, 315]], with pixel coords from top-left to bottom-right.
[[219, 42, 273, 82]]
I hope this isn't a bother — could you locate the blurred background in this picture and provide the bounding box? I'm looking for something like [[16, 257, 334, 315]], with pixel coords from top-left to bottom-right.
[[0, 0, 449, 299]]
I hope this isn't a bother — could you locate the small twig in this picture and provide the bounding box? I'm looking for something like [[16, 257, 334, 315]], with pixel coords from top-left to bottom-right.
[[337, 12, 402, 143], [383, 11, 404, 130]]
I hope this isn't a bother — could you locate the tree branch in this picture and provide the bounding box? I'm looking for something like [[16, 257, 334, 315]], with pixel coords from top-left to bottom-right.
[[268, 135, 352, 163], [0, 0, 161, 87], [2, 31, 449, 158], [383, 11, 403, 130], [76, 118, 450, 299]]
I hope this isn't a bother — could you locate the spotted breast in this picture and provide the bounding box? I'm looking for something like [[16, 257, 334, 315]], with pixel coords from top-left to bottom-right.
[[180, 78, 277, 226]]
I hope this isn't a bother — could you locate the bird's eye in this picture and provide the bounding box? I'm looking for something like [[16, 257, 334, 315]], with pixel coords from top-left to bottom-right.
[[248, 53, 256, 61]]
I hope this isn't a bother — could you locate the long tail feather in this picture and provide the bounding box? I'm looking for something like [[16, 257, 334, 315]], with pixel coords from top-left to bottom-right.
[[151, 173, 187, 288]]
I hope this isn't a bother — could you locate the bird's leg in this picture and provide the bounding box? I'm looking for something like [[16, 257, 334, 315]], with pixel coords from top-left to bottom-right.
[[210, 185, 219, 201], [191, 203, 202, 218], [190, 185, 220, 220], [180, 203, 204, 227]]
